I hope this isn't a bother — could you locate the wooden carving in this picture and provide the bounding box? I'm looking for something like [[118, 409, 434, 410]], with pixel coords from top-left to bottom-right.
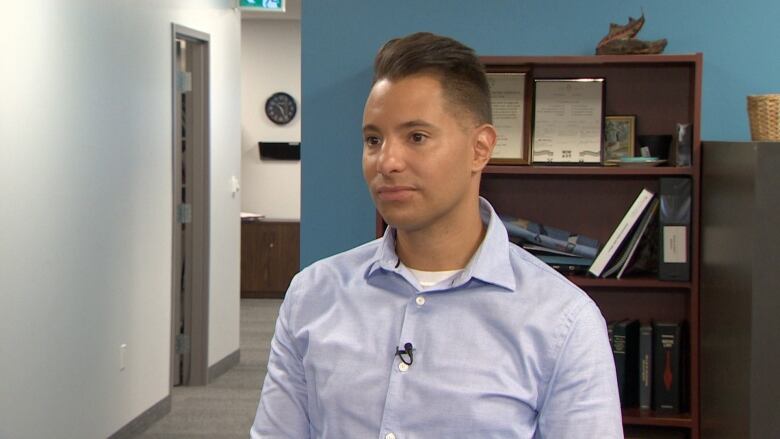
[[596, 13, 667, 55]]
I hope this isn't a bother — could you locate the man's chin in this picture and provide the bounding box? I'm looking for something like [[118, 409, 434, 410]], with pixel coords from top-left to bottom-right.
[[379, 213, 425, 233], [374, 198, 429, 230]]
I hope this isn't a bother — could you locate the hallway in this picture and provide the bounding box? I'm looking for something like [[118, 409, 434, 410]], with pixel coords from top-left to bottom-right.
[[137, 299, 281, 439]]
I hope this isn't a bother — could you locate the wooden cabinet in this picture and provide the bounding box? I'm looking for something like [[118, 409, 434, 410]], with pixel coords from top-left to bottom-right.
[[241, 220, 300, 298], [375, 54, 703, 438], [700, 141, 780, 439]]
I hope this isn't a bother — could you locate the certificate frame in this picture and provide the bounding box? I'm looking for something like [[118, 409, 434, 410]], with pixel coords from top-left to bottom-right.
[[531, 78, 605, 165], [604, 115, 636, 162], [486, 68, 532, 165]]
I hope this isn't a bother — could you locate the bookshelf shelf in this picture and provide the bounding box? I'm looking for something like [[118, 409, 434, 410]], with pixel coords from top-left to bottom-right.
[[485, 165, 694, 176], [622, 408, 693, 428], [568, 276, 692, 290], [480, 53, 701, 67]]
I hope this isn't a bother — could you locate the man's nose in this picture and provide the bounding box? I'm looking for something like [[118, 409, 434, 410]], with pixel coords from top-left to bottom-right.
[[376, 137, 405, 175]]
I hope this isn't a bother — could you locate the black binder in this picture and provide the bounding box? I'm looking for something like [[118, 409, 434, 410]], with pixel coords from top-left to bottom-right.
[[658, 178, 691, 281]]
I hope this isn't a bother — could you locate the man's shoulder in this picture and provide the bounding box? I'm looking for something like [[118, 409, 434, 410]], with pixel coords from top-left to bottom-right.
[[506, 242, 593, 307], [282, 238, 382, 322], [295, 238, 382, 283]]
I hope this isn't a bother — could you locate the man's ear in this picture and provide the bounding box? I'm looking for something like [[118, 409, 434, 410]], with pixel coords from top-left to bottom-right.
[[471, 123, 497, 172]]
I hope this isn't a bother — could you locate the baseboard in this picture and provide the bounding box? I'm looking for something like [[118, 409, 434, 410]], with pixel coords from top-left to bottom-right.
[[208, 348, 240, 383], [106, 350, 239, 438], [108, 394, 171, 439]]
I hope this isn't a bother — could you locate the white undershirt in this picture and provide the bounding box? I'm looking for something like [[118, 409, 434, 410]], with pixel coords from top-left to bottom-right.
[[406, 266, 463, 289]]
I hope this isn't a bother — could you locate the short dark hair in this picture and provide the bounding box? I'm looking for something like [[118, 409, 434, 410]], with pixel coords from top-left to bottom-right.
[[372, 32, 492, 124]]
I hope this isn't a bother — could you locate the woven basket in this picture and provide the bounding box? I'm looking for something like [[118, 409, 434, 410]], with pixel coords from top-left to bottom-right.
[[747, 94, 780, 141]]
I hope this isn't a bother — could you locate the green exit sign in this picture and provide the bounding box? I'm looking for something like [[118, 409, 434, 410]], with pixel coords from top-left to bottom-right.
[[240, 0, 284, 10]]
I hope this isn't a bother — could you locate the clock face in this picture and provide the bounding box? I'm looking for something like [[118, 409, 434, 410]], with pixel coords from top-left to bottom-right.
[[265, 92, 297, 125]]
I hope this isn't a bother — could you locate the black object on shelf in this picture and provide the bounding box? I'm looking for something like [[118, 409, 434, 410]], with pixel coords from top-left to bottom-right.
[[258, 142, 300, 160]]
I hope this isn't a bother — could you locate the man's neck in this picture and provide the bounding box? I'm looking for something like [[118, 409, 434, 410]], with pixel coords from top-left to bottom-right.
[[395, 204, 486, 271]]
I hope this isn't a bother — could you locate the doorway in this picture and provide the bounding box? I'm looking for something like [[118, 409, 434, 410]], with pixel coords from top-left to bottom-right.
[[171, 24, 210, 387]]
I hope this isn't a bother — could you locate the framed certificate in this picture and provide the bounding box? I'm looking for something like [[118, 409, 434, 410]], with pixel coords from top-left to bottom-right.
[[486, 70, 531, 164], [532, 78, 605, 164]]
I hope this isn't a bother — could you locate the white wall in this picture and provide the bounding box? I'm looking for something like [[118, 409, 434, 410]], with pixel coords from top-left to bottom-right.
[[0, 1, 240, 438], [240, 19, 301, 220]]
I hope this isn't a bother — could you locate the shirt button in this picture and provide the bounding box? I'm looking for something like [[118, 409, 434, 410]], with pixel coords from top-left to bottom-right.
[[398, 362, 409, 372], [385, 433, 397, 439], [415, 296, 425, 306]]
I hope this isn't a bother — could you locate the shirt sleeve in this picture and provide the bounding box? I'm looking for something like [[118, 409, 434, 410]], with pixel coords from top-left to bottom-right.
[[535, 300, 623, 438], [250, 286, 310, 439]]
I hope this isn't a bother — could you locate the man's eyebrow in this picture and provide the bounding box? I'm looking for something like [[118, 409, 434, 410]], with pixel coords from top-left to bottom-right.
[[362, 123, 380, 133], [398, 119, 436, 130], [362, 120, 436, 133]]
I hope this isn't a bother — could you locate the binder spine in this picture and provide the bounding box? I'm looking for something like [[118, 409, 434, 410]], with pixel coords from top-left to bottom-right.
[[658, 178, 691, 281], [638, 323, 653, 410], [613, 319, 639, 407]]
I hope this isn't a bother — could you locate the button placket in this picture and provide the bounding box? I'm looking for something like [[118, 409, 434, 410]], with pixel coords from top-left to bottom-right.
[[378, 291, 419, 438]]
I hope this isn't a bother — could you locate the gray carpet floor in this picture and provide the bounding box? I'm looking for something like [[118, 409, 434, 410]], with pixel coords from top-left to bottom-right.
[[136, 299, 282, 439]]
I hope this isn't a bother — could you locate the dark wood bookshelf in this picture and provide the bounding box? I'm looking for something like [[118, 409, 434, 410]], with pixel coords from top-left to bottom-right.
[[374, 53, 703, 438], [481, 53, 702, 439]]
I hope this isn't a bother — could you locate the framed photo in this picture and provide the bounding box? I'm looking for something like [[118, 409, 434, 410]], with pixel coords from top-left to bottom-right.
[[486, 69, 532, 164], [604, 115, 636, 162], [532, 78, 605, 164]]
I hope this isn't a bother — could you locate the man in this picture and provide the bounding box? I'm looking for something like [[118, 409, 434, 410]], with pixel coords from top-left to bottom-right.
[[251, 32, 622, 438]]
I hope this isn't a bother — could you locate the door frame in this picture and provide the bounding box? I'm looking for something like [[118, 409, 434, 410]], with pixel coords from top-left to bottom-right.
[[170, 23, 211, 387]]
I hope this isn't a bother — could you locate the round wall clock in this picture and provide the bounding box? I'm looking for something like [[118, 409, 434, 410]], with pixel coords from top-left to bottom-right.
[[265, 92, 297, 125]]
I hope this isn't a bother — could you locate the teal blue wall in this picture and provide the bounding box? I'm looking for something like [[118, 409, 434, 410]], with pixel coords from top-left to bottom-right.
[[301, 0, 780, 266]]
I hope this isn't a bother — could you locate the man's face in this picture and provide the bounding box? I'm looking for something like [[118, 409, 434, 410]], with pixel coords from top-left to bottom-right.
[[362, 73, 488, 233]]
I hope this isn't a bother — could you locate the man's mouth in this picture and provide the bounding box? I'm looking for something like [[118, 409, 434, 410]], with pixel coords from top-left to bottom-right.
[[376, 185, 416, 201]]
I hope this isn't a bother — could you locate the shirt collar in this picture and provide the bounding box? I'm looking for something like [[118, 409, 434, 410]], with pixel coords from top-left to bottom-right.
[[368, 197, 516, 292]]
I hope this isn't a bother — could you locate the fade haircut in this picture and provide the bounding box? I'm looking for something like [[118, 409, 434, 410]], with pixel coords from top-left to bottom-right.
[[372, 32, 492, 125]]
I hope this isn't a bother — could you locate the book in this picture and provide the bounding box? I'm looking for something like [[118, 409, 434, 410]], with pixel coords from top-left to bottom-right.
[[501, 216, 599, 259], [617, 199, 659, 279], [601, 197, 660, 278], [653, 321, 685, 412], [617, 212, 660, 278], [607, 321, 616, 351], [612, 319, 640, 407], [638, 322, 653, 410], [534, 254, 593, 275], [588, 188, 655, 277], [520, 243, 584, 258], [533, 254, 593, 266], [658, 178, 691, 281]]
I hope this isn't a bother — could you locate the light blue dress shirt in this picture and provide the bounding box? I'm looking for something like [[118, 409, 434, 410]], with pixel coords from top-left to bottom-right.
[[251, 198, 623, 438]]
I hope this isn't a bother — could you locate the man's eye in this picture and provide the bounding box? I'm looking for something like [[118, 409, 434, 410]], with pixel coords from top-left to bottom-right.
[[364, 136, 381, 146], [410, 133, 426, 143]]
